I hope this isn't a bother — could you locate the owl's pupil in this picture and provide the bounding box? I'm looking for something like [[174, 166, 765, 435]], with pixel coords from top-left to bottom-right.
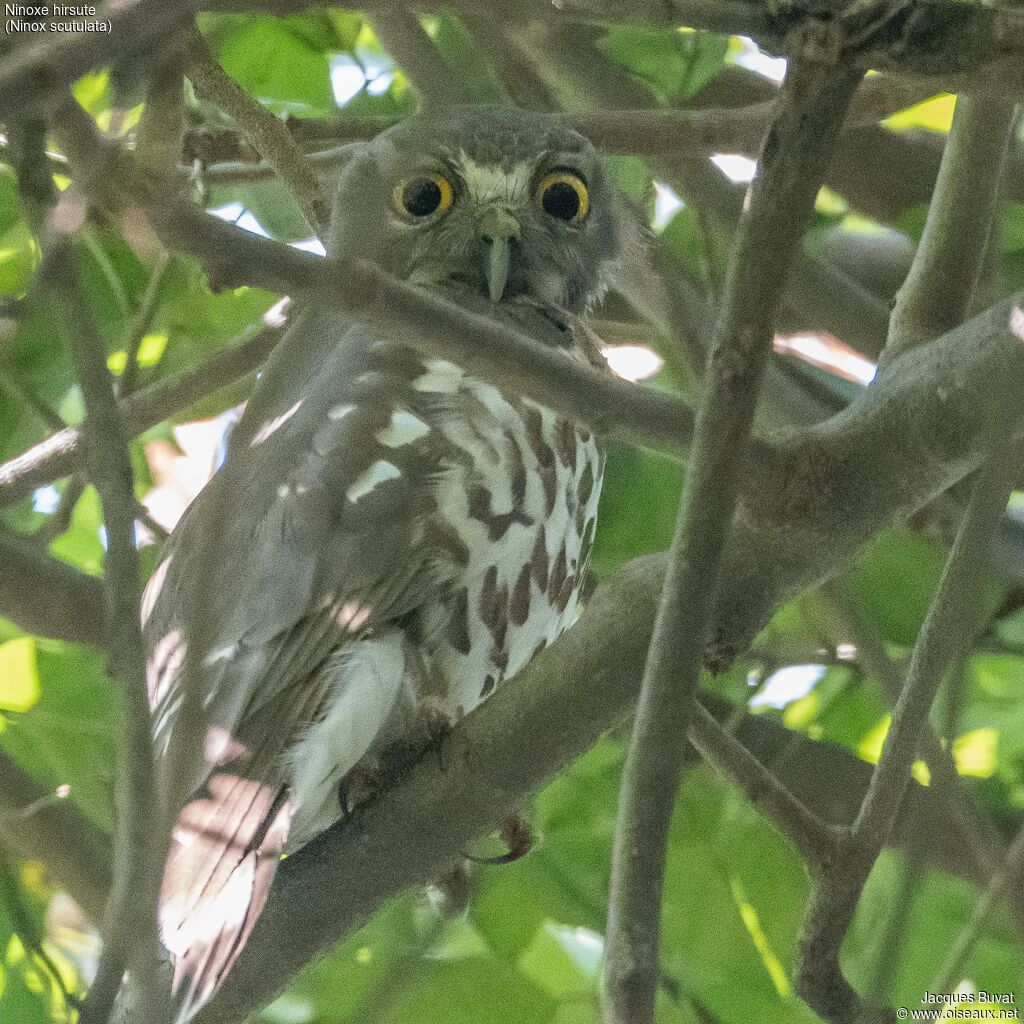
[[542, 182, 580, 222], [403, 179, 442, 217]]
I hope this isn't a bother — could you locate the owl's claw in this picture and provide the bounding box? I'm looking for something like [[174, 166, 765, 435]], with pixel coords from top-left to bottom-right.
[[338, 700, 456, 819], [465, 813, 535, 865], [338, 761, 387, 820], [407, 696, 456, 773]]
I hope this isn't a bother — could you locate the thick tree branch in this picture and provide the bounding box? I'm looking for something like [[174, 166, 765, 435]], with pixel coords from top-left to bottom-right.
[[177, 545, 1014, 1024], [603, 54, 862, 1024], [711, 291, 1024, 667], [185, 552, 970, 1024]]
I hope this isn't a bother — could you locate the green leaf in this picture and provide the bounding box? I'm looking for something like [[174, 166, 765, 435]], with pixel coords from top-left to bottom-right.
[[882, 93, 955, 134], [211, 180, 312, 243], [518, 922, 601, 999], [0, 637, 117, 831], [597, 27, 728, 103], [993, 608, 1024, 653], [375, 957, 557, 1024], [0, 166, 36, 297], [217, 18, 335, 114], [0, 637, 41, 714], [50, 485, 104, 577], [0, 862, 71, 1023], [843, 528, 1006, 648], [849, 852, 1024, 1008], [592, 442, 681, 578]]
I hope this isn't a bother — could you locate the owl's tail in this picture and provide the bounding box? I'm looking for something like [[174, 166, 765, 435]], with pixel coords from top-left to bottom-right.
[[159, 768, 291, 1024]]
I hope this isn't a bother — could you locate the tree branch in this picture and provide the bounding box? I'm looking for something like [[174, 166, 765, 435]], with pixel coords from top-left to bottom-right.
[[796, 443, 1018, 1024], [881, 94, 1017, 368], [710, 291, 1024, 668], [0, 749, 112, 923], [55, 248, 164, 1024], [187, 35, 330, 240], [366, 7, 476, 108], [175, 543, 1018, 1024], [6, 0, 1024, 122], [185, 76, 944, 184], [0, 528, 105, 644], [603, 53, 862, 1024], [0, 322, 284, 508], [687, 703, 839, 867]]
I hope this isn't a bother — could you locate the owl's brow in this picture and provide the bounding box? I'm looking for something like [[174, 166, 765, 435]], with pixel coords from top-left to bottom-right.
[[456, 151, 537, 205]]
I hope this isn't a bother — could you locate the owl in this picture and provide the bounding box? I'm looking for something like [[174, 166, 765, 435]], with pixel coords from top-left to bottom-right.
[[143, 105, 629, 1021]]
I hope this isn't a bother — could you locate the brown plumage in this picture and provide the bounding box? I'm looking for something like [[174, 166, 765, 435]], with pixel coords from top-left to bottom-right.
[[142, 106, 631, 1021]]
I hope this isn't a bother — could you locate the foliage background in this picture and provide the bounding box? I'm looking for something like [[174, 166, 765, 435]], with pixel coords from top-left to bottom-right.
[[1, 9, 1023, 1023]]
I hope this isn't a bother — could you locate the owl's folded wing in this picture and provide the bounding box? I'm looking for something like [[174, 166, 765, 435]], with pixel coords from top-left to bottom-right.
[[141, 311, 447, 1020]]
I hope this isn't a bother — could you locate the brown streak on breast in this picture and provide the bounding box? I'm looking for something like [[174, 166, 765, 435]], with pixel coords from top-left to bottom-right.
[[447, 587, 472, 656], [547, 548, 567, 604], [556, 419, 577, 473], [556, 574, 576, 613], [509, 563, 532, 626], [531, 531, 549, 591]]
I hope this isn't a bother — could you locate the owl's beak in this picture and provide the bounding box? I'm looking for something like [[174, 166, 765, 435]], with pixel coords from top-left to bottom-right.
[[478, 206, 521, 302]]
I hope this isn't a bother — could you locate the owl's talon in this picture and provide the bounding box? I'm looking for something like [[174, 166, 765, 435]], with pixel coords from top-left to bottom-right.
[[465, 813, 535, 865], [409, 697, 455, 772], [338, 761, 387, 818]]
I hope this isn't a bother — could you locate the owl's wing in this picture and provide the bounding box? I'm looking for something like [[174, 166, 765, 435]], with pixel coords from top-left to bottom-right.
[[143, 305, 449, 1020]]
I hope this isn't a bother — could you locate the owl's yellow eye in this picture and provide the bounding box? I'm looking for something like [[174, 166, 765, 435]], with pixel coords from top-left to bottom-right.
[[536, 170, 589, 224], [395, 174, 454, 219]]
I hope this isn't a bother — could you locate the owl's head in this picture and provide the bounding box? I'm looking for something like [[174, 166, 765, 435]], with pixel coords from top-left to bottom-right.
[[327, 107, 628, 313]]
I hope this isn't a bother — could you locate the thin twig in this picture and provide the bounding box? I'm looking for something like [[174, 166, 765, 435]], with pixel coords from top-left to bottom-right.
[[797, 444, 1020, 1024], [0, 322, 284, 507], [54, 246, 164, 1024], [688, 703, 839, 866], [118, 251, 171, 398], [820, 583, 1009, 893], [187, 35, 329, 240], [602, 53, 863, 1024], [927, 824, 1024, 1004], [0, 849, 80, 1011]]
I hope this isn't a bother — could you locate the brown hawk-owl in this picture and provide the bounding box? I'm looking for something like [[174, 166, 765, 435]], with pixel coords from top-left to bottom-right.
[[142, 106, 630, 1021]]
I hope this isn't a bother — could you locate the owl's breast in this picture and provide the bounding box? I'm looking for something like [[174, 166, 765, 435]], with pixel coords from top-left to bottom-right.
[[412, 358, 604, 718]]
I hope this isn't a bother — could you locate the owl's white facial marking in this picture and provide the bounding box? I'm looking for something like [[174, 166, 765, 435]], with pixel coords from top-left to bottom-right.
[[347, 460, 402, 503], [376, 409, 431, 448], [457, 152, 533, 206]]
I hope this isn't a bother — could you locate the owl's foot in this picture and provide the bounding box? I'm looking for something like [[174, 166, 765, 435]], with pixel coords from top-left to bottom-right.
[[466, 813, 535, 865], [407, 695, 457, 771], [338, 699, 456, 818], [338, 761, 388, 820], [427, 861, 472, 919]]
